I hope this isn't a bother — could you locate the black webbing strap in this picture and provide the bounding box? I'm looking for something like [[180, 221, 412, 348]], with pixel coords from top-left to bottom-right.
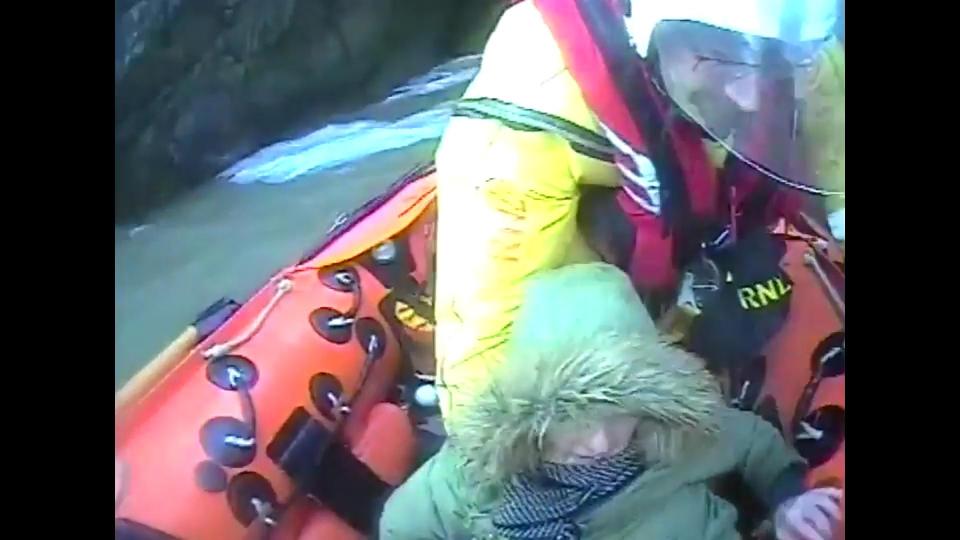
[[266, 408, 391, 535]]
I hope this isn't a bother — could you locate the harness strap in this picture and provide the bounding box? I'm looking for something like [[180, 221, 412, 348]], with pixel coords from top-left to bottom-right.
[[453, 97, 615, 162], [266, 408, 391, 535]]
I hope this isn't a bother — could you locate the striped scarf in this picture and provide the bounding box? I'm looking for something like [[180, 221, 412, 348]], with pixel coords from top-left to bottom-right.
[[492, 450, 645, 540]]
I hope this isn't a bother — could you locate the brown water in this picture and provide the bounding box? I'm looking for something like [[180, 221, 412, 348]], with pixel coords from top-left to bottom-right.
[[114, 141, 437, 389]]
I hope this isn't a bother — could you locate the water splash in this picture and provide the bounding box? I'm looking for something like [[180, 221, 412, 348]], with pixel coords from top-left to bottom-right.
[[219, 107, 455, 184], [383, 54, 482, 103], [218, 55, 481, 185]]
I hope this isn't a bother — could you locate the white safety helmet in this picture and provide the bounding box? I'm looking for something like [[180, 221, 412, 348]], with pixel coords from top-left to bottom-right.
[[624, 0, 844, 198]]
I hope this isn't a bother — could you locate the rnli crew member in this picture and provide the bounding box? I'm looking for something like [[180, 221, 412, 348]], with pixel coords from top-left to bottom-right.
[[432, 0, 845, 422]]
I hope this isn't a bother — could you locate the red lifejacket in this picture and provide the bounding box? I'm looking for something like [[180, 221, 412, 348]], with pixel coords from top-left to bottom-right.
[[529, 0, 799, 292]]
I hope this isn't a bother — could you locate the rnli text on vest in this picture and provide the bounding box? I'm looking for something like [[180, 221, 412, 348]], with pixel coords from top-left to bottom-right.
[[737, 278, 792, 309]]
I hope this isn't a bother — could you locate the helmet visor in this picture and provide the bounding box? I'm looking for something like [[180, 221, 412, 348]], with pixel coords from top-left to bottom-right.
[[650, 19, 844, 197]]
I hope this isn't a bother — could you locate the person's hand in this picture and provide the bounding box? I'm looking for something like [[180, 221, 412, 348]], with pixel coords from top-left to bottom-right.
[[774, 487, 842, 540]]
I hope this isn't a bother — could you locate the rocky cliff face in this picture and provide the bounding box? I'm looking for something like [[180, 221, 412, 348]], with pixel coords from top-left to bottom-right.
[[115, 0, 507, 224]]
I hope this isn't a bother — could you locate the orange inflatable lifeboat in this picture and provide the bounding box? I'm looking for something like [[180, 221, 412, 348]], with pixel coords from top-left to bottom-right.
[[116, 162, 844, 539], [116, 165, 439, 540]]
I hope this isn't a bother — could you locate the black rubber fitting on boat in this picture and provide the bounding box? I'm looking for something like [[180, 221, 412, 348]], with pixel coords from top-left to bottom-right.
[[794, 405, 845, 468], [194, 460, 229, 493], [194, 298, 242, 341], [355, 318, 386, 361], [226, 472, 278, 527], [199, 416, 257, 468], [810, 332, 845, 377], [310, 372, 344, 421], [319, 267, 359, 292], [206, 355, 259, 391], [310, 307, 354, 344]]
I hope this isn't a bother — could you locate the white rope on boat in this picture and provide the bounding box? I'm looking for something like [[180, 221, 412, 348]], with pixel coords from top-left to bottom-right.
[[226, 366, 244, 388], [819, 346, 843, 367], [795, 420, 825, 441], [203, 278, 294, 360], [251, 497, 277, 527], [223, 435, 256, 448]]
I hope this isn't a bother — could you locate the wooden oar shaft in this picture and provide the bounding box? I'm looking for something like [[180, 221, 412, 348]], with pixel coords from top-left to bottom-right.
[[116, 326, 199, 415]]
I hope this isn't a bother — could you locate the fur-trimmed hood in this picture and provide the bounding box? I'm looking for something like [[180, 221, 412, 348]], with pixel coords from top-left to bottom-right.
[[448, 263, 722, 492]]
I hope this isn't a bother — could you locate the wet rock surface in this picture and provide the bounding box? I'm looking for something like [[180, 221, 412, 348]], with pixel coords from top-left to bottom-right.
[[116, 0, 507, 224]]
